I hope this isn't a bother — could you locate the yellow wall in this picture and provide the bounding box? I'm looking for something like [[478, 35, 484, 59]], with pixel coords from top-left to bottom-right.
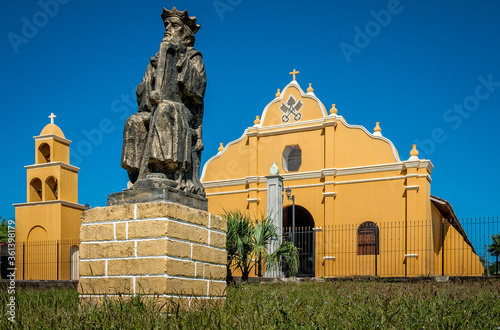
[[202, 79, 481, 278]]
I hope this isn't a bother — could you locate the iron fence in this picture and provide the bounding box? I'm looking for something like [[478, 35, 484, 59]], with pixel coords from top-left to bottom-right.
[[13, 239, 80, 280], [279, 217, 499, 278]]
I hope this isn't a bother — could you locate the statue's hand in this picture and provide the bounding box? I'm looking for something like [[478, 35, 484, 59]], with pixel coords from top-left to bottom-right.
[[149, 90, 161, 106]]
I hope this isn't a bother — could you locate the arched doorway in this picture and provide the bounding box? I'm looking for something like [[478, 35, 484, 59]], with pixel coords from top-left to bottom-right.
[[26, 226, 49, 280], [283, 205, 315, 277]]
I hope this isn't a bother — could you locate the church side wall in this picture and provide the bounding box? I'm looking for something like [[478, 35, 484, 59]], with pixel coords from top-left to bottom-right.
[[431, 205, 484, 276]]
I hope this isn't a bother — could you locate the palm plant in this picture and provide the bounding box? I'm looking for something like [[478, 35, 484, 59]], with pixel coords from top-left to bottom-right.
[[224, 210, 300, 282]]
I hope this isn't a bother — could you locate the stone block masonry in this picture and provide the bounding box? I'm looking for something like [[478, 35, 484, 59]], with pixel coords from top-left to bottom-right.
[[78, 202, 227, 308]]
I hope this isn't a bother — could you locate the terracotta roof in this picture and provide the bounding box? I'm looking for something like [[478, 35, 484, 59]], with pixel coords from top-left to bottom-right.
[[430, 195, 476, 254]]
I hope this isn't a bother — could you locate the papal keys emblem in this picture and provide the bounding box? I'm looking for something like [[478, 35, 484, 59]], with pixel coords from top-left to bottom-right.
[[280, 95, 303, 123]]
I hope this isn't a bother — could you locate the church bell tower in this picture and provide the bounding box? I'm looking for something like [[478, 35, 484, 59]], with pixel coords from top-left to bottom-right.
[[14, 113, 84, 280]]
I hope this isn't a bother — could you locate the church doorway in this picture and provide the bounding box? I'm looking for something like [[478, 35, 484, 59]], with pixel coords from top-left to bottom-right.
[[283, 205, 315, 277]]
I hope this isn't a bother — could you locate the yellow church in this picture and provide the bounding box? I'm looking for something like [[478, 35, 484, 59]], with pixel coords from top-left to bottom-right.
[[201, 71, 483, 278], [14, 114, 84, 280]]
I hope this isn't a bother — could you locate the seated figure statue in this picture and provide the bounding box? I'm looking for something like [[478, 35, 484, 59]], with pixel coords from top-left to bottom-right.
[[121, 7, 206, 197]]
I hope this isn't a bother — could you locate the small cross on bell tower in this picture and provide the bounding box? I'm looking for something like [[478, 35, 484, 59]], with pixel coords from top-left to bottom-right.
[[49, 113, 56, 124]]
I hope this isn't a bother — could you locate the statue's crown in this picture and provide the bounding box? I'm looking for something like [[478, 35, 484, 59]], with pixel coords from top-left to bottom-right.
[[161, 7, 200, 34]]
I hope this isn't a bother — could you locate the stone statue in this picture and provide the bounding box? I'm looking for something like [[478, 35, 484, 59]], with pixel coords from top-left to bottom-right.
[[108, 7, 208, 210]]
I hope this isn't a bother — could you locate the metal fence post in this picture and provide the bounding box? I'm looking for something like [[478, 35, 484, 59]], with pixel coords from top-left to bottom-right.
[[441, 218, 445, 277], [22, 242, 25, 280], [57, 241, 59, 280], [313, 229, 316, 277], [375, 226, 378, 277], [485, 245, 490, 277]]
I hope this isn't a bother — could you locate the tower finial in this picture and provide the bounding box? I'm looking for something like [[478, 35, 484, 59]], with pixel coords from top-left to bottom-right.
[[408, 144, 420, 161], [49, 113, 56, 125], [373, 122, 382, 136], [307, 83, 314, 93]]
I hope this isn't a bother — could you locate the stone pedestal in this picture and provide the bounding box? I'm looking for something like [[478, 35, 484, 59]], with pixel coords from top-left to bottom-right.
[[107, 175, 208, 211], [78, 202, 226, 308]]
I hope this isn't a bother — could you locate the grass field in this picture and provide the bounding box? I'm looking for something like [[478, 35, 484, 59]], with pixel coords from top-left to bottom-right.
[[1, 279, 499, 329]]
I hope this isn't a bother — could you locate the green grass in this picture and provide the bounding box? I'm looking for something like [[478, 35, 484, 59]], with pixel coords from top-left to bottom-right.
[[1, 280, 499, 329]]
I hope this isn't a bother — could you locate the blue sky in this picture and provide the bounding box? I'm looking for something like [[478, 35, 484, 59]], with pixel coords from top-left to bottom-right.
[[2, 0, 500, 223]]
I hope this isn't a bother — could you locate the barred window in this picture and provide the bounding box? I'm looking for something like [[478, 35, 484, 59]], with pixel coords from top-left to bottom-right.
[[357, 222, 379, 255]]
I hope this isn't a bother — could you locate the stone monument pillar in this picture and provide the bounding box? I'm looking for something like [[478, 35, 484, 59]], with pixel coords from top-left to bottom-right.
[[79, 7, 226, 308], [264, 162, 284, 277], [79, 202, 226, 308]]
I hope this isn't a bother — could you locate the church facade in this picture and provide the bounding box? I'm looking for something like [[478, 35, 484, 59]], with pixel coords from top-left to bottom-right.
[[201, 73, 483, 277], [14, 114, 84, 280]]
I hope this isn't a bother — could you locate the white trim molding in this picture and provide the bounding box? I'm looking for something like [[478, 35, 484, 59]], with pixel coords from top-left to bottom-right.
[[281, 170, 323, 180], [246, 198, 260, 203], [419, 174, 432, 183], [25, 161, 80, 172], [321, 168, 337, 176], [405, 185, 419, 191], [405, 254, 418, 258], [13, 200, 85, 210], [34, 134, 72, 145], [336, 163, 403, 176], [203, 178, 247, 189], [336, 176, 404, 186], [322, 192, 337, 197], [205, 190, 248, 197], [245, 176, 260, 184], [323, 256, 336, 261]]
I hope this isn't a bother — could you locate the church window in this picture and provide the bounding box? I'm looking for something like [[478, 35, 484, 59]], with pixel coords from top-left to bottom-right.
[[45, 177, 58, 201], [283, 145, 301, 172], [38, 143, 51, 163], [29, 178, 42, 202], [357, 221, 379, 255]]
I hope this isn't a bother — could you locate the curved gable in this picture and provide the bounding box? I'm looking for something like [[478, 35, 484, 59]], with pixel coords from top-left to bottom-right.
[[334, 117, 401, 167]]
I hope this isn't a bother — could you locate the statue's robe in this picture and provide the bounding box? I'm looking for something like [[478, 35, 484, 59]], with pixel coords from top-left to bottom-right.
[[121, 40, 206, 193]]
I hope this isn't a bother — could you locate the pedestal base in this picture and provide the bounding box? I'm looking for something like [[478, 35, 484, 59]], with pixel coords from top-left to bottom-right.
[[78, 202, 226, 309], [107, 175, 208, 211]]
